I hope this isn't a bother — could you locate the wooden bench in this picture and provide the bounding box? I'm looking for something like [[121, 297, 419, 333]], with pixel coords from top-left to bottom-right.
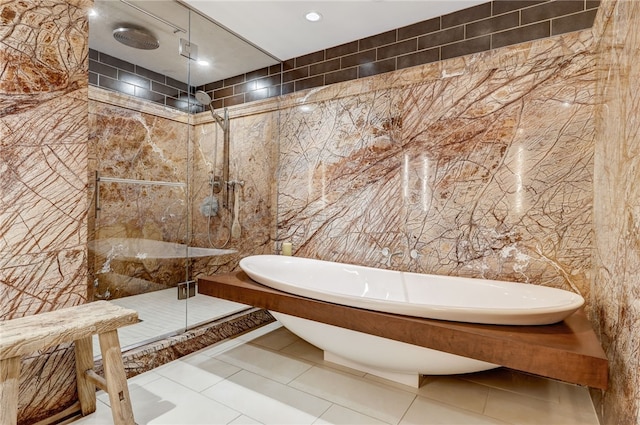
[[0, 301, 138, 425], [199, 271, 608, 390]]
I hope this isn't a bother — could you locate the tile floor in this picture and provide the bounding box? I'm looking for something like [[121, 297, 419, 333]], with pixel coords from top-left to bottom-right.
[[75, 322, 600, 425], [92, 289, 248, 356]]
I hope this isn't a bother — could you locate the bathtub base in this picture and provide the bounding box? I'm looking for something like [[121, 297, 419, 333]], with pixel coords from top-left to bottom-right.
[[324, 351, 425, 387], [273, 310, 499, 387], [198, 271, 609, 389]]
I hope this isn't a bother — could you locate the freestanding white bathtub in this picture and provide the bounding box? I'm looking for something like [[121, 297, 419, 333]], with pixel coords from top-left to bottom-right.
[[239, 255, 585, 386]]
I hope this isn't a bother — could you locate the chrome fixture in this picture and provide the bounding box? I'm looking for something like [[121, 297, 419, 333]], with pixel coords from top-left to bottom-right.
[[179, 38, 198, 60], [381, 247, 404, 267], [199, 195, 219, 217], [119, 0, 187, 34], [112, 27, 159, 50], [195, 90, 227, 130], [227, 179, 245, 187], [195, 90, 230, 209], [197, 91, 234, 249], [177, 281, 196, 300], [94, 171, 186, 218]]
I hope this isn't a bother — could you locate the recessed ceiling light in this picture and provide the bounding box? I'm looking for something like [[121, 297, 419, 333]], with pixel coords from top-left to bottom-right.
[[197, 60, 210, 66], [305, 11, 322, 22]]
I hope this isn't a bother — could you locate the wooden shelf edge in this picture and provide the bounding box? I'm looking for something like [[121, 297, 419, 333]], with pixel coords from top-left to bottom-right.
[[198, 271, 608, 389]]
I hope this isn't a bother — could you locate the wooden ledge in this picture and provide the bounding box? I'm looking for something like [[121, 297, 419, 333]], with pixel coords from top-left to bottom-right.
[[198, 271, 608, 389], [0, 301, 138, 360]]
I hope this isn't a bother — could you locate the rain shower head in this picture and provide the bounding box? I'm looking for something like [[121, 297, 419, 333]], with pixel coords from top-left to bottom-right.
[[195, 90, 212, 105], [113, 27, 159, 50]]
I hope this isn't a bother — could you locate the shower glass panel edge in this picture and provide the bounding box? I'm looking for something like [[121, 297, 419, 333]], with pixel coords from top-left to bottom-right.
[[184, 7, 255, 334], [88, 0, 193, 356]]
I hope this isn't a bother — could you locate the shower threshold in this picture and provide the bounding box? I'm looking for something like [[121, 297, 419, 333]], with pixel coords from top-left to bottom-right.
[[92, 286, 248, 357]]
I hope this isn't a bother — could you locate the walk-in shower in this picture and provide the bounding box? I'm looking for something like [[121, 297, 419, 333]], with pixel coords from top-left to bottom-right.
[[87, 0, 278, 362]]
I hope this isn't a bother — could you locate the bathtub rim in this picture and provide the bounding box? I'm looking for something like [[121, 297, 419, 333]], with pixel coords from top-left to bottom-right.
[[239, 254, 585, 325]]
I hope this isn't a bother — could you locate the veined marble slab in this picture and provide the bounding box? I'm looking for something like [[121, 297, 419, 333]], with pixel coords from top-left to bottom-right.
[[277, 47, 597, 298]]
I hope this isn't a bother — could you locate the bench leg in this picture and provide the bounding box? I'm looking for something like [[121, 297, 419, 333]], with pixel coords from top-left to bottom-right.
[[74, 336, 97, 416], [98, 330, 135, 425], [0, 356, 20, 425]]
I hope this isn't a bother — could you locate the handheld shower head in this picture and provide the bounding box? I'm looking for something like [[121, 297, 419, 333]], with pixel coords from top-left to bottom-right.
[[196, 91, 230, 211], [195, 90, 226, 130], [195, 90, 212, 105]]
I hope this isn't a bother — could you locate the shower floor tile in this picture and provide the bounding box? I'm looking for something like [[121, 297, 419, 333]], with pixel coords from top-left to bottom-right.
[[92, 288, 248, 357], [72, 322, 600, 425]]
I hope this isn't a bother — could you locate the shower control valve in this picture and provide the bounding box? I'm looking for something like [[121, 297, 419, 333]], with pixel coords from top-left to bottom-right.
[[227, 180, 245, 187], [210, 175, 222, 193]]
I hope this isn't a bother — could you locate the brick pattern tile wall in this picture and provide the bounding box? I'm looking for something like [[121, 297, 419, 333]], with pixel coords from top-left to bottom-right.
[[90, 0, 600, 112], [89, 49, 201, 113], [199, 0, 599, 110]]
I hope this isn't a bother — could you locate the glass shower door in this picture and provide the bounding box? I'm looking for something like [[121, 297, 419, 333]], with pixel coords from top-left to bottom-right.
[[88, 0, 279, 354], [182, 6, 279, 331], [88, 0, 192, 352]]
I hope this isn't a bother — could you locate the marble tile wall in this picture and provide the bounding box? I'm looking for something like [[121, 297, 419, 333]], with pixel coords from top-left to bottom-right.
[[592, 1, 640, 424], [88, 89, 278, 297], [4, 1, 637, 424], [190, 106, 278, 278], [88, 14, 633, 422], [277, 32, 598, 297], [0, 0, 90, 422], [88, 91, 192, 299]]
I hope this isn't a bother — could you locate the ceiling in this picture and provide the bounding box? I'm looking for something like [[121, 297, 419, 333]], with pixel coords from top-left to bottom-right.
[[89, 1, 486, 87]]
